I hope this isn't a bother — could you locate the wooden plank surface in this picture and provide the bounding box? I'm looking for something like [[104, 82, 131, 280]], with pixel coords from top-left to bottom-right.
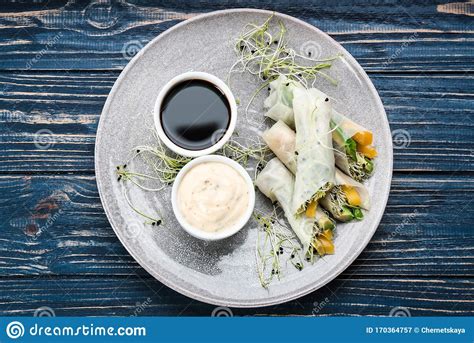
[[0, 71, 472, 173], [0, 1, 472, 72], [0, 276, 472, 316], [0, 0, 473, 316], [0, 173, 472, 277]]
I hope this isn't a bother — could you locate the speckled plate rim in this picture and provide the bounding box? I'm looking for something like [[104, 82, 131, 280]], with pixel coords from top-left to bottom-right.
[[95, 8, 393, 308]]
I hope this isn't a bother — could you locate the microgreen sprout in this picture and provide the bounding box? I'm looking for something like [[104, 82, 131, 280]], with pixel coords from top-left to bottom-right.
[[122, 187, 162, 226], [254, 208, 304, 288], [229, 15, 339, 91], [114, 132, 271, 229], [132, 140, 192, 185], [116, 164, 165, 192], [222, 138, 270, 171], [348, 152, 374, 182]]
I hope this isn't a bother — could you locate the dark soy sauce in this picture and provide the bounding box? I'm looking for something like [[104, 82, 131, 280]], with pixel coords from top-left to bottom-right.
[[160, 79, 231, 151]]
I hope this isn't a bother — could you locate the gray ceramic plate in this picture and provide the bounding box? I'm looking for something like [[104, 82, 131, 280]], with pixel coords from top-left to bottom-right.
[[95, 9, 393, 307]]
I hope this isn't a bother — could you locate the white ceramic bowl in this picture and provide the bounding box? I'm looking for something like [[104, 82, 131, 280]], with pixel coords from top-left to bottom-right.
[[171, 155, 255, 241], [153, 71, 237, 158]]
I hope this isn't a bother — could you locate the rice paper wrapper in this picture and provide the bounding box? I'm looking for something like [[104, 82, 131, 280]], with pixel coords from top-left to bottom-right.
[[261, 120, 297, 174], [292, 87, 335, 214], [263, 76, 302, 128], [264, 77, 372, 143], [332, 109, 370, 142], [333, 143, 352, 176], [255, 158, 313, 253]]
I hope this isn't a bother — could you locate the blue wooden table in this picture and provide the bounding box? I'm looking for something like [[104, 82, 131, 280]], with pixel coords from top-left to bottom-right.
[[0, 0, 473, 316]]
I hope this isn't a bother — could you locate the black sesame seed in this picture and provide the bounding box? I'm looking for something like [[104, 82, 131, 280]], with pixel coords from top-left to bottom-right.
[[123, 164, 127, 168], [156, 220, 162, 225], [308, 51, 312, 56], [285, 83, 289, 86], [117, 176, 121, 181], [295, 151, 299, 156], [291, 254, 295, 258], [273, 40, 278, 44], [136, 149, 140, 153], [151, 222, 155, 226], [251, 50, 255, 54], [271, 269, 275, 274], [325, 98, 329, 102], [116, 166, 120, 170]]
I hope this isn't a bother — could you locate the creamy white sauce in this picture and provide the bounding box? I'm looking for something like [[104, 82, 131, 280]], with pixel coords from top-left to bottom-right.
[[177, 162, 249, 232]]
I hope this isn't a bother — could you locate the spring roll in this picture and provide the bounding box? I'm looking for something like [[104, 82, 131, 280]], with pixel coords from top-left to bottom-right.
[[262, 120, 370, 222], [319, 170, 370, 222], [331, 110, 375, 181], [255, 158, 334, 254], [292, 87, 335, 214], [263, 75, 302, 128], [264, 75, 376, 181]]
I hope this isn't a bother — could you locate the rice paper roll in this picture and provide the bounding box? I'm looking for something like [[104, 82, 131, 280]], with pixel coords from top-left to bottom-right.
[[262, 120, 369, 222], [264, 76, 321, 128], [263, 76, 302, 128], [331, 110, 375, 182], [261, 120, 297, 174], [292, 87, 335, 214], [264, 76, 376, 182], [255, 158, 313, 253], [319, 169, 370, 222]]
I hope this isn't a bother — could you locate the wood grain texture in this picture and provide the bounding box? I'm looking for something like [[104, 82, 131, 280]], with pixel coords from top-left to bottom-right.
[[0, 173, 472, 277], [0, 276, 472, 316], [0, 1, 472, 71], [0, 71, 472, 172], [0, 0, 472, 316]]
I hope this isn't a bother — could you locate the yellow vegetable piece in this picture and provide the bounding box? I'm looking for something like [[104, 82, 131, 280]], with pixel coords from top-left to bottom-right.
[[321, 229, 333, 240], [312, 240, 325, 256], [318, 236, 335, 255], [357, 144, 378, 159], [312, 232, 335, 256], [353, 131, 373, 146], [305, 201, 318, 218], [341, 185, 361, 207]]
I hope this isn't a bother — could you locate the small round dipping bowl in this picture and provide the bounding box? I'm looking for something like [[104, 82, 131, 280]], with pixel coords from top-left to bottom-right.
[[171, 155, 255, 241], [154, 72, 237, 158]]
